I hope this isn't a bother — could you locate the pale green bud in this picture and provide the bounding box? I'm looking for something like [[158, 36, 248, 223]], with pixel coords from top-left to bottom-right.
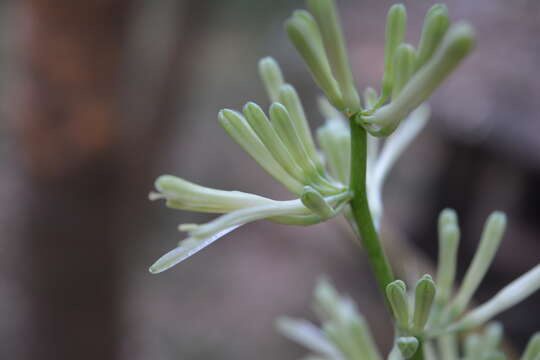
[[218, 109, 304, 195], [451, 212, 506, 316], [258, 57, 285, 102], [317, 118, 350, 184], [397, 336, 419, 359], [382, 4, 407, 98], [412, 274, 436, 333], [300, 186, 336, 219], [366, 23, 475, 130], [392, 43, 417, 99], [522, 332, 540, 360], [243, 102, 306, 184], [278, 84, 324, 173], [436, 208, 460, 305], [452, 264, 540, 332], [307, 0, 360, 111], [285, 11, 344, 109], [386, 280, 410, 330], [416, 4, 450, 71]]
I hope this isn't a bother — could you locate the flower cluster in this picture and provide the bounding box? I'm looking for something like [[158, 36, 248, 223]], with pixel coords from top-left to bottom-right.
[[279, 209, 540, 359], [149, 0, 474, 274]]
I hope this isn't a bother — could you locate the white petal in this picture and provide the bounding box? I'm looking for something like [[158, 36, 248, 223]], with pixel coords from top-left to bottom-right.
[[149, 225, 240, 274]]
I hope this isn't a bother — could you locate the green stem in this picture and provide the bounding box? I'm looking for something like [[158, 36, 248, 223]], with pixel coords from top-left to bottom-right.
[[348, 116, 395, 294]]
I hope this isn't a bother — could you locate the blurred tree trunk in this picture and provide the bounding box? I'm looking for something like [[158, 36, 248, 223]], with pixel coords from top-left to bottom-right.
[[11, 1, 206, 359]]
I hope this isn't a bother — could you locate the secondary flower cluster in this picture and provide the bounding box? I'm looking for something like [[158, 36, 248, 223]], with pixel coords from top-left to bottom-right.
[[278, 208, 540, 360], [149, 1, 475, 273]]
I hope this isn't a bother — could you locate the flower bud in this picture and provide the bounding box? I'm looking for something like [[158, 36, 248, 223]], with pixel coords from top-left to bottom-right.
[[451, 211, 506, 316], [416, 4, 450, 71], [436, 208, 460, 305], [285, 11, 344, 109], [386, 279, 410, 330], [258, 57, 285, 102], [218, 109, 303, 195], [243, 102, 306, 184], [382, 4, 407, 98], [412, 274, 436, 333], [392, 43, 417, 98], [300, 186, 336, 219], [307, 0, 360, 111], [366, 22, 475, 130], [279, 84, 324, 173]]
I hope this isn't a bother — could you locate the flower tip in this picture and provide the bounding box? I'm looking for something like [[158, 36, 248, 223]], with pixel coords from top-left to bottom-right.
[[444, 22, 476, 59]]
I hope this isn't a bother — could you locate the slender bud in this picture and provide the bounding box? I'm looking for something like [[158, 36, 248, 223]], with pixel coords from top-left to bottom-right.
[[279, 84, 324, 172], [307, 0, 360, 111], [452, 264, 540, 332], [436, 208, 460, 305], [286, 11, 344, 109], [416, 4, 450, 70], [397, 337, 419, 359], [317, 119, 350, 184], [243, 102, 307, 184], [386, 280, 410, 330], [412, 274, 436, 333], [258, 57, 285, 102], [382, 4, 407, 98], [366, 23, 475, 130], [392, 43, 417, 98], [451, 212, 506, 316], [218, 109, 303, 195], [301, 186, 336, 219]]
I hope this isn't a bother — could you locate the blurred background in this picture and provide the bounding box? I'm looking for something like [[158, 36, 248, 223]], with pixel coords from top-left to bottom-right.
[[0, 0, 539, 359]]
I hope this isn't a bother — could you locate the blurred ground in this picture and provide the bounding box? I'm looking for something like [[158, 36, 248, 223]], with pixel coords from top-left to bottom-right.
[[0, 0, 539, 359]]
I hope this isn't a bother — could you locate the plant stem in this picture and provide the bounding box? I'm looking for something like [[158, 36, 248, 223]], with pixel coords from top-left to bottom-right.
[[348, 116, 395, 294]]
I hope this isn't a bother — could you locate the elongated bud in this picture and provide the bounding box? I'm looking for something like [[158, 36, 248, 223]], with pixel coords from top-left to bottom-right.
[[386, 280, 410, 330], [397, 336, 419, 359], [452, 212, 506, 316], [317, 118, 350, 185], [416, 4, 450, 70], [243, 102, 309, 185], [300, 186, 336, 219], [307, 0, 360, 111], [451, 264, 540, 332], [412, 274, 436, 333], [382, 4, 407, 98], [522, 332, 540, 360], [268, 102, 311, 171], [285, 11, 344, 109], [278, 84, 324, 172], [366, 22, 475, 130], [258, 57, 285, 102], [436, 208, 460, 305], [392, 43, 417, 98], [218, 109, 304, 195]]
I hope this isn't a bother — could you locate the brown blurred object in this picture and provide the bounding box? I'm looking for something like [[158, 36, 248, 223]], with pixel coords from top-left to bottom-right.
[[8, 1, 207, 359]]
